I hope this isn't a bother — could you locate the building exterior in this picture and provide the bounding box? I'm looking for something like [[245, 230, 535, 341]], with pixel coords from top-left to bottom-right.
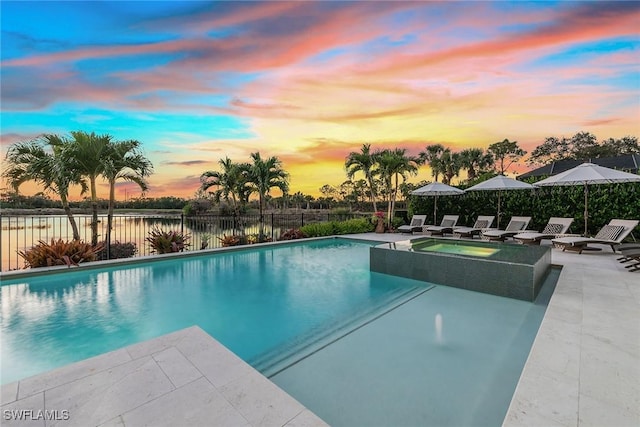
[[518, 154, 640, 180]]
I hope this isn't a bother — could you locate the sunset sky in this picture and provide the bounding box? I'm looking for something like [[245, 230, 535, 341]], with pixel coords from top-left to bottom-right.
[[1, 1, 639, 200]]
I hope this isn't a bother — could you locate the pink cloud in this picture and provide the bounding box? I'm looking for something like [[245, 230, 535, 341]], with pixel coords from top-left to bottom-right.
[[363, 3, 639, 77]]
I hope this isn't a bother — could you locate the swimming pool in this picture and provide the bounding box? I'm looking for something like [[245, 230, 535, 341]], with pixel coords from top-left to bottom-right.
[[0, 238, 425, 384], [0, 236, 555, 426]]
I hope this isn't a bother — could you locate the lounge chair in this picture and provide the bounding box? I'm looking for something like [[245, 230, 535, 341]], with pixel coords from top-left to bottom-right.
[[452, 216, 495, 239], [552, 219, 639, 254], [397, 214, 427, 234], [617, 247, 640, 263], [623, 251, 640, 272], [424, 215, 460, 236], [614, 242, 640, 252], [513, 217, 574, 245], [481, 216, 532, 241]]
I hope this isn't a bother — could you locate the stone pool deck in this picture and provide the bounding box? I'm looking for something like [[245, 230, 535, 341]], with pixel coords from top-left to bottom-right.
[[0, 326, 327, 427], [1, 233, 638, 426]]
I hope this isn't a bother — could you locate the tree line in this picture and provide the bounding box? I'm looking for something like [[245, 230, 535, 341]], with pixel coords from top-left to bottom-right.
[[325, 132, 639, 223], [339, 139, 527, 225], [4, 130, 637, 234]]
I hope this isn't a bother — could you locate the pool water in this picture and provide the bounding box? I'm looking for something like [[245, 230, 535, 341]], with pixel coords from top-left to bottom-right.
[[0, 237, 556, 426], [0, 239, 424, 384], [272, 269, 558, 426], [415, 242, 500, 257]]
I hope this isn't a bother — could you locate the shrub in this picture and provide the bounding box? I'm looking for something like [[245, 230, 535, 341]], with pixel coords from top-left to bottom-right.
[[96, 241, 137, 260], [300, 218, 374, 237], [300, 222, 335, 237], [371, 211, 386, 224], [246, 234, 273, 244], [338, 218, 375, 234], [182, 198, 212, 215], [390, 217, 405, 231], [218, 234, 245, 247], [331, 207, 352, 215], [18, 239, 104, 268], [146, 227, 191, 254], [279, 228, 306, 240], [218, 233, 273, 247], [200, 233, 211, 250]]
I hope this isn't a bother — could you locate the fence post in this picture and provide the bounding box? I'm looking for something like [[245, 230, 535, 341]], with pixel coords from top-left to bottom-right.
[[301, 213, 304, 227], [271, 213, 275, 240], [181, 214, 184, 235]]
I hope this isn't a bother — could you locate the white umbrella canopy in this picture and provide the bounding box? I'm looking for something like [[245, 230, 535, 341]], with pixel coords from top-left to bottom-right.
[[411, 182, 464, 224], [534, 162, 640, 235], [466, 175, 534, 228]]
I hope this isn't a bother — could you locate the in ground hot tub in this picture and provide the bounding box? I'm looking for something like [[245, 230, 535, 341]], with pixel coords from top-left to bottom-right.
[[370, 237, 552, 301]]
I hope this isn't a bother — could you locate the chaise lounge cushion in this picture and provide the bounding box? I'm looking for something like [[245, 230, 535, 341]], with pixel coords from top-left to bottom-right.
[[409, 218, 423, 227], [473, 220, 489, 229], [593, 225, 625, 242], [542, 223, 564, 234], [440, 219, 455, 228], [505, 221, 526, 232]]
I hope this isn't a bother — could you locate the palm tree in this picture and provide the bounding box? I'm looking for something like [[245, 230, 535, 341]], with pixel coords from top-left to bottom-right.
[[66, 131, 112, 246], [201, 157, 249, 217], [304, 194, 314, 209], [440, 149, 462, 185], [345, 144, 378, 211], [290, 191, 306, 210], [102, 140, 153, 255], [375, 148, 419, 227], [3, 135, 86, 240], [459, 148, 494, 181], [419, 144, 445, 182], [201, 157, 252, 233], [245, 152, 289, 240]]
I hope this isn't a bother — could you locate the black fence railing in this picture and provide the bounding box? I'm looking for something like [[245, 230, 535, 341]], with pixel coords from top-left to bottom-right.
[[0, 213, 365, 272]]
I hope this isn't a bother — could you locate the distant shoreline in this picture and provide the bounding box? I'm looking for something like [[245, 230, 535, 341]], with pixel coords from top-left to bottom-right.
[[1, 208, 352, 216], [1, 208, 184, 216]]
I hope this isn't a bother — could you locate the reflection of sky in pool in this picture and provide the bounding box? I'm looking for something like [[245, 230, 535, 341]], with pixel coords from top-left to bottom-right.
[[414, 243, 500, 257], [1, 239, 425, 384]]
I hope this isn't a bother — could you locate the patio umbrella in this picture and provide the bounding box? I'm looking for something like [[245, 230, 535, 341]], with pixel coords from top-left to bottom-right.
[[534, 162, 640, 235], [411, 182, 464, 224], [466, 175, 534, 228]]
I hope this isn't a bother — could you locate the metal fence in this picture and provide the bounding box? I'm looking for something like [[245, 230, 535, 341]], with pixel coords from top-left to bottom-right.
[[0, 212, 364, 271]]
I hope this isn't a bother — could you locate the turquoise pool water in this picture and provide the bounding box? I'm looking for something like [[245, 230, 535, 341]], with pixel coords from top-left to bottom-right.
[[415, 242, 500, 257], [0, 237, 555, 426], [0, 238, 424, 384]]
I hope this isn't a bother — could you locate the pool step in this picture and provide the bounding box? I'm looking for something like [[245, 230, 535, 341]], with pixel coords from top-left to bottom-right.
[[252, 285, 435, 378]]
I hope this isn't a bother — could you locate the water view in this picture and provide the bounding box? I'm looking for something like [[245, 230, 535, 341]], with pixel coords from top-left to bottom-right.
[[0, 213, 342, 271]]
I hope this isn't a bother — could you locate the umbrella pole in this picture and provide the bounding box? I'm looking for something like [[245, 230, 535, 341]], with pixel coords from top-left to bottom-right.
[[497, 191, 502, 228], [584, 184, 588, 236], [434, 195, 438, 225]]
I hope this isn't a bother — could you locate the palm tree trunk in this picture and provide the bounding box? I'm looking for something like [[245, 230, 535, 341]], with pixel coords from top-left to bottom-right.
[[106, 180, 116, 258], [60, 193, 80, 240], [390, 174, 398, 228], [259, 192, 265, 240], [367, 172, 378, 212], [386, 179, 392, 228], [90, 177, 99, 246]]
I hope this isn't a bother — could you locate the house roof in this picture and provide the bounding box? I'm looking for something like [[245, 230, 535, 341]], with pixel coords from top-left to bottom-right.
[[518, 154, 640, 179]]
